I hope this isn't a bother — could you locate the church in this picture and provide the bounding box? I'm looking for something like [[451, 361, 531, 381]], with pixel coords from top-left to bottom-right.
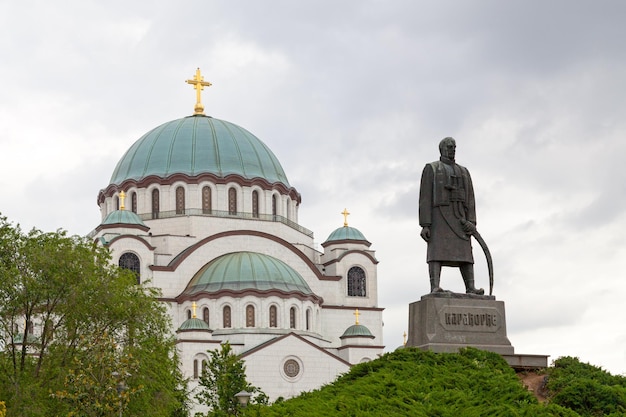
[[89, 69, 385, 409]]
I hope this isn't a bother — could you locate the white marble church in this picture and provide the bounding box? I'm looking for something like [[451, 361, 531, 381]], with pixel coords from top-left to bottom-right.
[[90, 69, 385, 409]]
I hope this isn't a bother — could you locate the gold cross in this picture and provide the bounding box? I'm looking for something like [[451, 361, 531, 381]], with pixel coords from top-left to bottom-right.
[[353, 308, 360, 325], [341, 208, 350, 227], [191, 301, 197, 318], [186, 68, 212, 115], [119, 191, 126, 211]]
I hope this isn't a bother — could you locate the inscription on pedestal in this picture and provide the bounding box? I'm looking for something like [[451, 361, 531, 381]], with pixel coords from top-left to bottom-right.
[[439, 306, 501, 333]]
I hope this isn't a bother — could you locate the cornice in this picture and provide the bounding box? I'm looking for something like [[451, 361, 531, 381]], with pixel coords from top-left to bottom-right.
[[321, 305, 385, 311], [322, 249, 379, 266], [103, 234, 156, 251], [175, 288, 323, 304]]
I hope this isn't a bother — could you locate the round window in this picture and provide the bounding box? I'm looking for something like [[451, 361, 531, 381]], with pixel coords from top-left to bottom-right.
[[283, 359, 300, 377], [280, 356, 303, 382]]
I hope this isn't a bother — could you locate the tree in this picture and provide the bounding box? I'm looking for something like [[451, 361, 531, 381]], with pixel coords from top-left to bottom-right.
[[51, 332, 140, 417], [195, 342, 266, 416], [0, 215, 188, 417]]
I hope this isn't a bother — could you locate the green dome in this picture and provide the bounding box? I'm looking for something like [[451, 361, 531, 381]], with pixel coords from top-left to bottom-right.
[[109, 115, 290, 186], [183, 252, 313, 296], [323, 226, 368, 244], [340, 324, 374, 339], [101, 210, 147, 227], [177, 317, 211, 332]]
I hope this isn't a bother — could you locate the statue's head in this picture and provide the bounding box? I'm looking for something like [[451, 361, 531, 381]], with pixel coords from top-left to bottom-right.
[[439, 137, 456, 160]]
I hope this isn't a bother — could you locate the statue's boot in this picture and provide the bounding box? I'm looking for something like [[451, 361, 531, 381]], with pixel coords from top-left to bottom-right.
[[461, 265, 484, 295], [464, 278, 484, 295], [430, 277, 443, 293]]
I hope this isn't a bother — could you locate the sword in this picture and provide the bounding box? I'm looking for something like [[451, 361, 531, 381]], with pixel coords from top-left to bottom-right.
[[461, 219, 494, 295]]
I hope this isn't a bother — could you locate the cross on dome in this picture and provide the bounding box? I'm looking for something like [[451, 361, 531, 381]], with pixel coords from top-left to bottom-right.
[[342, 208, 350, 227], [191, 301, 197, 318], [353, 308, 360, 325], [186, 68, 212, 115]]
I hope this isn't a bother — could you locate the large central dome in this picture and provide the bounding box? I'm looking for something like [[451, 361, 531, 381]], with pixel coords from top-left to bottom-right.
[[109, 114, 290, 186]]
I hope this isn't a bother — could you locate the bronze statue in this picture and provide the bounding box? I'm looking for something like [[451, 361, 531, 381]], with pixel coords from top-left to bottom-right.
[[419, 137, 491, 295]]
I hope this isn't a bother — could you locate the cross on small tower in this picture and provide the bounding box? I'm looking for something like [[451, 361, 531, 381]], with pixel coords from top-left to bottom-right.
[[186, 68, 212, 115], [342, 208, 350, 227], [353, 308, 360, 325], [403, 331, 407, 346], [119, 191, 126, 211], [191, 301, 197, 318]]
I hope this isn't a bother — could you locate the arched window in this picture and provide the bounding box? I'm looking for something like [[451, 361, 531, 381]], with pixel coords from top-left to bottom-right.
[[289, 307, 296, 329], [246, 305, 255, 327], [306, 309, 311, 331], [269, 305, 277, 328], [193, 359, 198, 379], [202, 186, 212, 214], [286, 199, 291, 220], [347, 266, 367, 297], [115, 196, 120, 211], [203, 307, 209, 326], [272, 195, 277, 219], [202, 360, 207, 376], [252, 190, 259, 218], [223, 306, 231, 328], [176, 186, 185, 215], [228, 188, 237, 215], [119, 253, 141, 284], [131, 192, 137, 213], [151, 189, 160, 219], [187, 310, 192, 320]]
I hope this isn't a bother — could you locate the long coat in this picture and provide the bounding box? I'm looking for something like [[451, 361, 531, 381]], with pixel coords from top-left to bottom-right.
[[419, 158, 476, 265]]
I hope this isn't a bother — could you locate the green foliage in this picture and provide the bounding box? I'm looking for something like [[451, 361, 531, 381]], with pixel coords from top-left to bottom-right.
[[546, 356, 626, 416], [51, 332, 140, 417], [0, 215, 187, 417], [195, 342, 266, 417], [253, 348, 577, 417]]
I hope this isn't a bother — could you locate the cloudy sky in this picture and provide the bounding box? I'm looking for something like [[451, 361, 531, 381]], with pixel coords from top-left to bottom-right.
[[2, 1, 625, 374]]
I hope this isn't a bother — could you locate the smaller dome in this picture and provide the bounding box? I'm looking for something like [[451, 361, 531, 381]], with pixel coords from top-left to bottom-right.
[[101, 210, 147, 228], [340, 324, 375, 339], [182, 252, 314, 296], [177, 317, 212, 332], [323, 226, 369, 246]]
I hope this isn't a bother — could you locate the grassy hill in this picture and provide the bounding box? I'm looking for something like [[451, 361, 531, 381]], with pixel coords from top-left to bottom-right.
[[251, 348, 626, 417]]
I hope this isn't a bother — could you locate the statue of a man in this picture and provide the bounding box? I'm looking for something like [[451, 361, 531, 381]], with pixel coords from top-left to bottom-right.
[[419, 137, 484, 295]]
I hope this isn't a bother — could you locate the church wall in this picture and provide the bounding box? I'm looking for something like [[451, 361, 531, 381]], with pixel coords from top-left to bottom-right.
[[336, 345, 382, 364], [107, 237, 155, 284], [319, 252, 378, 307], [175, 339, 219, 415], [140, 217, 314, 262], [242, 337, 351, 401], [320, 308, 383, 348]]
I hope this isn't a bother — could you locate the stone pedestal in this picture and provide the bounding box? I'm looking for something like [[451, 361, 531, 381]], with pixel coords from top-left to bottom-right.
[[407, 293, 514, 355]]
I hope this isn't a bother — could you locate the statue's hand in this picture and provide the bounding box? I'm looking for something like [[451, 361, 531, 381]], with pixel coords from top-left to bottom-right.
[[420, 227, 430, 242], [461, 220, 476, 235]]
